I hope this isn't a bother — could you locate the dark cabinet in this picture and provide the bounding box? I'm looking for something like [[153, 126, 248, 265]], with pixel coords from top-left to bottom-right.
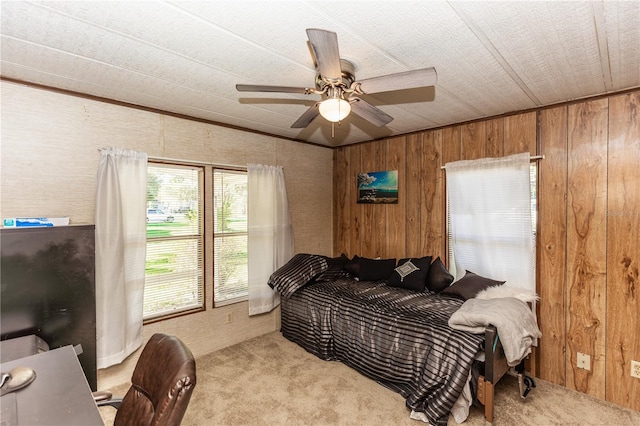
[[1, 225, 97, 390]]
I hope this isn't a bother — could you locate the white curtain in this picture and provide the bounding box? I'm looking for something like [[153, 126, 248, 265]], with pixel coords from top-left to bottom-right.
[[445, 152, 535, 292], [95, 147, 148, 369], [247, 164, 294, 316]]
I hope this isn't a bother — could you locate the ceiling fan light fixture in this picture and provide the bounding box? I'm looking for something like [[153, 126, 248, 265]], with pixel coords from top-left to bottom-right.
[[319, 98, 351, 122]]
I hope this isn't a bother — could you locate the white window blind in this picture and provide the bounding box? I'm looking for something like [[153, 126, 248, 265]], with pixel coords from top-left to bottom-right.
[[213, 169, 248, 305], [144, 163, 204, 320], [445, 153, 536, 292]]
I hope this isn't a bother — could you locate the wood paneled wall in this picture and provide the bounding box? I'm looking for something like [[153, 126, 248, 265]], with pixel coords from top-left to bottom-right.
[[538, 106, 568, 385], [333, 90, 640, 411], [565, 99, 609, 398], [606, 93, 640, 409]]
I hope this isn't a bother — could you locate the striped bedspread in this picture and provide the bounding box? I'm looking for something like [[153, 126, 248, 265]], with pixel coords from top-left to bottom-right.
[[281, 278, 484, 425]]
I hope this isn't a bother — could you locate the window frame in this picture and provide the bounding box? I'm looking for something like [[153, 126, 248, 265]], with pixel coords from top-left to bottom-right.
[[446, 161, 538, 280], [213, 167, 249, 307], [143, 160, 206, 323]]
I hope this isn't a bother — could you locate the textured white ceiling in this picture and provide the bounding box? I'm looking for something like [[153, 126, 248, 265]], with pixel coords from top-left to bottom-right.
[[2, 1, 639, 147]]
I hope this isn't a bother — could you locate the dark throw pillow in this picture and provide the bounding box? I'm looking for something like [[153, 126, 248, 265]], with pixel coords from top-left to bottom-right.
[[267, 253, 328, 298], [425, 257, 454, 293], [388, 256, 432, 291], [343, 255, 361, 277], [358, 257, 397, 281], [314, 253, 351, 282], [440, 270, 505, 301]]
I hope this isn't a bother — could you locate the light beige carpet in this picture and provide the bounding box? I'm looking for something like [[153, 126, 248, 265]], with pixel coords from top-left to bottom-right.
[[100, 331, 640, 425]]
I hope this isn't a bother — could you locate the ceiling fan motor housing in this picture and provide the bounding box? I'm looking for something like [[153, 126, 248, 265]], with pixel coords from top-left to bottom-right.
[[315, 59, 356, 93]]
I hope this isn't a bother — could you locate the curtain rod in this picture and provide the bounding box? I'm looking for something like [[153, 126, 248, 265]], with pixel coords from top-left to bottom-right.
[[148, 155, 232, 168], [440, 154, 544, 170], [97, 149, 243, 169]]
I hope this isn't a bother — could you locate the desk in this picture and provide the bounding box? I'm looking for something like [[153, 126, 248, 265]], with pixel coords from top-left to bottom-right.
[[0, 335, 49, 363], [0, 345, 103, 425]]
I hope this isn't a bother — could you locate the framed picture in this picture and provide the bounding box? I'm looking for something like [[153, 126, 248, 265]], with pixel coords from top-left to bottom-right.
[[357, 170, 398, 204]]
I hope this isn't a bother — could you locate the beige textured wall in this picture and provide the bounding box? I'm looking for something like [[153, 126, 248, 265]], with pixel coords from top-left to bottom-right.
[[0, 81, 333, 388]]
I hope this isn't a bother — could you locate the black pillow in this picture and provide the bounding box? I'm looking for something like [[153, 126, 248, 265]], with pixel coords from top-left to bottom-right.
[[388, 256, 432, 291], [267, 253, 328, 298], [425, 257, 454, 293], [440, 270, 505, 301], [314, 253, 351, 282], [344, 255, 361, 277], [358, 257, 397, 281]]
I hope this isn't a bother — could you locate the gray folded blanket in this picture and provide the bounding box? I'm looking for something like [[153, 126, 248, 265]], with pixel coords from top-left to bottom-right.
[[448, 297, 542, 366]]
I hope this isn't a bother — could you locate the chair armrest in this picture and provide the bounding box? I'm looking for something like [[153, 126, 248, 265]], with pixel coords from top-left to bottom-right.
[[92, 390, 112, 402], [93, 390, 123, 409]]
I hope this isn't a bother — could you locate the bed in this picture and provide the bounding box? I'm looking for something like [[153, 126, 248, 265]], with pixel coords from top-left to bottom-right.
[[270, 253, 540, 425]]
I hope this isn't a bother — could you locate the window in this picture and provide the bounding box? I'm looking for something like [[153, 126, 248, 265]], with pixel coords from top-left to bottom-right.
[[213, 168, 248, 305], [144, 163, 204, 320], [445, 155, 537, 292]]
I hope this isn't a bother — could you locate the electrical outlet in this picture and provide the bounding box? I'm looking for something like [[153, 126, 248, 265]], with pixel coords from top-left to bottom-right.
[[631, 360, 640, 379], [577, 352, 591, 371], [225, 312, 233, 324]]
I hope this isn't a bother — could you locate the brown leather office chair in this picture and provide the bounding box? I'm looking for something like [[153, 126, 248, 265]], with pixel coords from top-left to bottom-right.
[[95, 333, 196, 426]]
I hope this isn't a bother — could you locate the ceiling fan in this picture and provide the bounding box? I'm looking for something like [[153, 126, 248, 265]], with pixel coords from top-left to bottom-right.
[[236, 28, 437, 131]]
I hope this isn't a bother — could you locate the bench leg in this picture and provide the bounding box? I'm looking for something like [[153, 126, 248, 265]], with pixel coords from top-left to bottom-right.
[[477, 376, 494, 425], [484, 380, 494, 425]]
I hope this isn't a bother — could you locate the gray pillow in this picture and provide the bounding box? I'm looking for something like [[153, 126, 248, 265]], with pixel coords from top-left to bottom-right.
[[267, 253, 328, 298]]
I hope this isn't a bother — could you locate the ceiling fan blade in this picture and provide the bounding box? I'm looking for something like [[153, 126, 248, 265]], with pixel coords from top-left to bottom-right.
[[306, 29, 341, 81], [357, 67, 437, 94], [291, 103, 320, 128], [306, 40, 319, 70], [236, 84, 312, 94], [350, 98, 394, 127]]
